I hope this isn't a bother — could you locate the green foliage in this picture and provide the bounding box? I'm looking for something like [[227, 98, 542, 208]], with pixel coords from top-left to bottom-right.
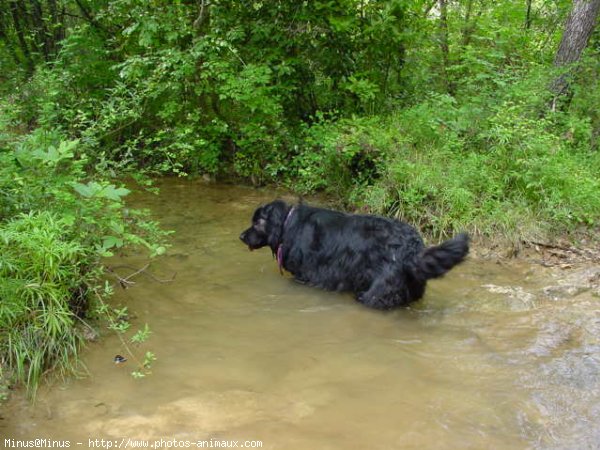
[[130, 323, 152, 345], [298, 86, 600, 240], [1, 0, 598, 240], [289, 115, 387, 199], [94, 290, 157, 379], [131, 352, 157, 379], [0, 0, 415, 182], [0, 130, 168, 395]]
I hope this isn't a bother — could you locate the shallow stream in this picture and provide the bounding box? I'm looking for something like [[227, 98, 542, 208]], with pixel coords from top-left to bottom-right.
[[3, 180, 599, 449]]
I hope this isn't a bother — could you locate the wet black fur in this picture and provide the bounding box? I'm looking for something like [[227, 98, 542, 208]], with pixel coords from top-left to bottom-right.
[[240, 200, 469, 309]]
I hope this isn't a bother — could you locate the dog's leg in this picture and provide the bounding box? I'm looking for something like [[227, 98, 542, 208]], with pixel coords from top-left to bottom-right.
[[293, 276, 309, 285], [357, 274, 409, 310]]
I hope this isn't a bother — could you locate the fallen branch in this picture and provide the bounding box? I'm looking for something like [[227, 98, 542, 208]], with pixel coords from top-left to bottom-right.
[[528, 240, 581, 254], [104, 264, 176, 289]]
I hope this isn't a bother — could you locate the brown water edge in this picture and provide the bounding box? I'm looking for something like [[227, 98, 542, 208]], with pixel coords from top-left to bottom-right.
[[2, 179, 599, 449]]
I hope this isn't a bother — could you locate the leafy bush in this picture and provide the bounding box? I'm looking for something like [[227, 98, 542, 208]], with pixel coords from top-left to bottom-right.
[[0, 130, 168, 395], [289, 115, 388, 199]]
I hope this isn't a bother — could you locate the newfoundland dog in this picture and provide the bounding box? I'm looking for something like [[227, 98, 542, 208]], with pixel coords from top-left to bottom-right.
[[239, 200, 469, 309]]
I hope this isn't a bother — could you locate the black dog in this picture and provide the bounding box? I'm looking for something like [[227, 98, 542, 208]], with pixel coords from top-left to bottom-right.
[[240, 200, 469, 309]]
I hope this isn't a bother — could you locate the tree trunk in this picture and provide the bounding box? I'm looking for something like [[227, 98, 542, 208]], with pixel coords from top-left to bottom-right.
[[74, 0, 109, 35], [550, 0, 600, 107], [438, 0, 454, 95], [18, 1, 41, 57], [8, 0, 34, 74], [0, 9, 21, 66], [462, 0, 474, 45], [47, 0, 65, 55], [424, 0, 437, 17], [29, 0, 50, 60], [525, 0, 533, 30], [193, 0, 211, 35]]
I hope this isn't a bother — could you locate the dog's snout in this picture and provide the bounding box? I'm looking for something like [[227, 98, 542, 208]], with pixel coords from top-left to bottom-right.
[[239, 231, 247, 242]]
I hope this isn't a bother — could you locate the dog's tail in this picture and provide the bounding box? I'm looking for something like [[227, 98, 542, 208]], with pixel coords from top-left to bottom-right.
[[413, 233, 469, 280]]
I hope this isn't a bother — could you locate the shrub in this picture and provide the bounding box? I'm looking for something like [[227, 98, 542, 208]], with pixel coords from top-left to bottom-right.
[[0, 129, 168, 395]]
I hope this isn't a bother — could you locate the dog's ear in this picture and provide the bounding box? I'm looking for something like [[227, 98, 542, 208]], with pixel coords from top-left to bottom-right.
[[264, 200, 288, 251], [251, 204, 265, 224]]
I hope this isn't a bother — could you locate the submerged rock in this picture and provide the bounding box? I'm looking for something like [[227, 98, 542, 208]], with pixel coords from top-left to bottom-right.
[[541, 266, 600, 300], [79, 324, 100, 341], [561, 267, 600, 287], [481, 284, 536, 310], [542, 284, 589, 301]]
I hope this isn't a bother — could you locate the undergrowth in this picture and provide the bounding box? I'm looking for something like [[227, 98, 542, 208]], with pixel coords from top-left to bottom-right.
[[289, 70, 600, 243], [0, 130, 169, 397]]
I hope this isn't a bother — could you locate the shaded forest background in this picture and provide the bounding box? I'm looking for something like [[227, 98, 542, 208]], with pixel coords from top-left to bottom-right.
[[2, 0, 600, 238], [0, 0, 599, 393]]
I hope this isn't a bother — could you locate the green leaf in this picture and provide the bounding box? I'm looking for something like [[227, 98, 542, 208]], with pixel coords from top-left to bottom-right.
[[72, 182, 94, 198], [100, 185, 131, 201], [151, 246, 166, 257], [57, 140, 78, 157], [62, 214, 76, 226], [131, 324, 151, 344], [102, 235, 124, 250]]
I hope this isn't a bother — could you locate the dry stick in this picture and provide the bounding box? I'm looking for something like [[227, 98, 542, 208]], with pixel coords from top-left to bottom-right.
[[104, 264, 177, 288], [529, 241, 600, 263], [529, 241, 582, 254]]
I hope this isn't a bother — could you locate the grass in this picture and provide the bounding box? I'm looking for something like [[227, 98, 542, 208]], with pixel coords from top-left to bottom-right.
[[0, 212, 92, 397]]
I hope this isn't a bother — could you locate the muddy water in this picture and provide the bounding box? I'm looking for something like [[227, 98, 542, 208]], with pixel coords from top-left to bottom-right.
[[3, 179, 600, 449]]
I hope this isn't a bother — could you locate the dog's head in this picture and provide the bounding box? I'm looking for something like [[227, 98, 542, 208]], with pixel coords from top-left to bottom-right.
[[240, 200, 290, 252]]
